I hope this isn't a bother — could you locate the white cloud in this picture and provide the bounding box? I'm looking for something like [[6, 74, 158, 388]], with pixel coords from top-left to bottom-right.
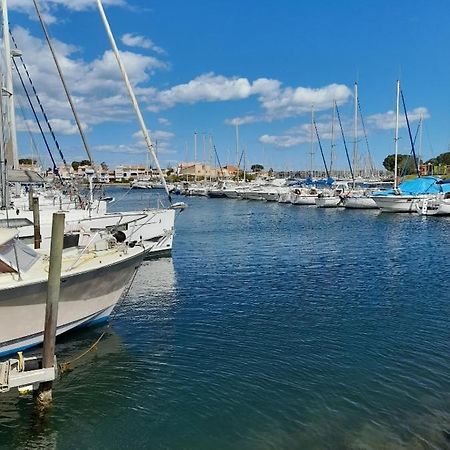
[[367, 107, 430, 130], [11, 26, 167, 129], [121, 33, 165, 54], [158, 117, 171, 126], [131, 129, 176, 155], [148, 72, 351, 121], [9, 0, 126, 23]]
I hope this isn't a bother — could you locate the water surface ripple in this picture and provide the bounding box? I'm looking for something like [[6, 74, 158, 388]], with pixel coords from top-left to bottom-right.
[[1, 189, 450, 449]]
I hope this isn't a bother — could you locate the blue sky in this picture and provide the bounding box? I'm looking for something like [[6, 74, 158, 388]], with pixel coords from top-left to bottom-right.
[[7, 0, 450, 171]]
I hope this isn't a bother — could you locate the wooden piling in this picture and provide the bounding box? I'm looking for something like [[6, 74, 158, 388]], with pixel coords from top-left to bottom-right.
[[28, 186, 34, 211], [34, 212, 65, 410], [32, 197, 41, 249]]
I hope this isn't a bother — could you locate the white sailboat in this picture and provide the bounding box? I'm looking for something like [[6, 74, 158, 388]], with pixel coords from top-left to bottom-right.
[[0, 0, 175, 357]]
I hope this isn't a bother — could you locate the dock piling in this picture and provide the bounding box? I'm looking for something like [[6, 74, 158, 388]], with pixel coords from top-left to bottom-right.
[[32, 197, 41, 249], [33, 212, 65, 410]]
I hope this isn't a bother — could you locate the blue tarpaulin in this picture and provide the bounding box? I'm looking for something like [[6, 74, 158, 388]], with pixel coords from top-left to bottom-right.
[[373, 176, 450, 196]]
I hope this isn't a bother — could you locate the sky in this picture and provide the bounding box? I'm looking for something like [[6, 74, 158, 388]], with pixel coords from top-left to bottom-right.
[[5, 0, 450, 171]]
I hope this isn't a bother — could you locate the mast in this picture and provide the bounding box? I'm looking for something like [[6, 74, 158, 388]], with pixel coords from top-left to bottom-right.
[[96, 0, 171, 199], [0, 76, 7, 208], [309, 106, 315, 178], [194, 131, 197, 182], [1, 0, 18, 170], [394, 80, 400, 189], [330, 103, 336, 175], [352, 82, 358, 186], [33, 0, 95, 167], [235, 121, 240, 183]]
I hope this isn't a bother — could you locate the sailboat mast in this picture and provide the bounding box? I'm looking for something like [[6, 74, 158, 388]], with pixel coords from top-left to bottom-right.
[[394, 80, 400, 189], [330, 103, 335, 175], [96, 0, 171, 199], [235, 122, 240, 183], [352, 82, 358, 185], [33, 0, 95, 167], [310, 106, 314, 178], [194, 131, 197, 182], [1, 0, 18, 170]]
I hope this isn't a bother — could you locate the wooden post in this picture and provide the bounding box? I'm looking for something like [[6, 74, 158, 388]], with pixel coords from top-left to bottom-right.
[[28, 186, 34, 210], [34, 212, 65, 410], [32, 197, 41, 249]]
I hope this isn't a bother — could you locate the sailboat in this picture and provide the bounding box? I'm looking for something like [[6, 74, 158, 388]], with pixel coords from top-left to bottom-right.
[[342, 82, 378, 209], [371, 81, 437, 212], [0, 0, 176, 357], [0, 0, 176, 257]]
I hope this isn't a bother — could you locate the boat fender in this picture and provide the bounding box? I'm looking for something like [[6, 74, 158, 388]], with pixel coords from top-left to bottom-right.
[[113, 230, 126, 243]]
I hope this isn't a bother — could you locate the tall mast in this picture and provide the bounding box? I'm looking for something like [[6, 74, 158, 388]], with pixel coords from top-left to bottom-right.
[[194, 131, 197, 182], [309, 105, 315, 178], [330, 103, 336, 175], [96, 0, 171, 199], [352, 82, 358, 185], [418, 113, 423, 169], [1, 0, 18, 170], [235, 121, 240, 183], [33, 0, 95, 167], [394, 80, 400, 189]]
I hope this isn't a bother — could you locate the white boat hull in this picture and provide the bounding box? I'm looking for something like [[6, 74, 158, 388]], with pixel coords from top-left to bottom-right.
[[415, 198, 450, 216], [372, 195, 418, 213], [291, 195, 317, 205], [0, 248, 144, 357], [344, 196, 378, 209], [315, 197, 343, 208]]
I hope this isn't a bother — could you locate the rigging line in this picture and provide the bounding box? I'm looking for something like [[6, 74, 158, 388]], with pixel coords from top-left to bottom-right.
[[32, 0, 95, 166], [15, 94, 44, 167], [335, 101, 355, 183], [400, 89, 420, 177], [400, 120, 421, 178], [12, 57, 60, 178], [313, 120, 330, 179], [10, 29, 68, 167], [357, 98, 375, 173]]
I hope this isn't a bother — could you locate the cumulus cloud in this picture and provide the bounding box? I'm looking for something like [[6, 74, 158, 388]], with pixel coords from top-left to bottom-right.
[[11, 26, 167, 128], [9, 0, 126, 23], [158, 117, 171, 126], [148, 72, 351, 122], [121, 33, 165, 54], [367, 107, 429, 130]]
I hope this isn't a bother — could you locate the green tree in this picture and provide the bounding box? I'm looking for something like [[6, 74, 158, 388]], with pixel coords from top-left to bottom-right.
[[383, 154, 419, 175], [71, 161, 80, 171], [80, 160, 92, 166], [426, 151, 450, 166], [19, 158, 36, 165], [251, 164, 264, 172]]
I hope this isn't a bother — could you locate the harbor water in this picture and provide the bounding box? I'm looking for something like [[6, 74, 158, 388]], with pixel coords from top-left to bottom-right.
[[1, 187, 450, 449]]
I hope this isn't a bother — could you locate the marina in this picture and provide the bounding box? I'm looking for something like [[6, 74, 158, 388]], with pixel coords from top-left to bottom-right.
[[1, 189, 450, 448], [0, 0, 449, 448]]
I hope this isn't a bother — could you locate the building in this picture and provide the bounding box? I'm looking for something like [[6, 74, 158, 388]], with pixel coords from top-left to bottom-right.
[[177, 162, 221, 179]]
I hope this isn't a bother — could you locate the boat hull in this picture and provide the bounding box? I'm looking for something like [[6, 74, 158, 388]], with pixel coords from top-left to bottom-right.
[[291, 195, 317, 205], [315, 197, 343, 208], [344, 196, 378, 209], [371, 195, 418, 213], [0, 249, 143, 357]]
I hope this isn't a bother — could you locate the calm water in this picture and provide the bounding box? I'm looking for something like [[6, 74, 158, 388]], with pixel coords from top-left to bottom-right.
[[1, 187, 450, 449]]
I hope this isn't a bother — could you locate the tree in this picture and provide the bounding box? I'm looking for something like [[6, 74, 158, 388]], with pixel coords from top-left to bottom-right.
[[80, 160, 91, 166], [426, 151, 450, 166], [71, 161, 80, 171], [100, 161, 108, 171], [251, 164, 264, 172], [383, 154, 419, 175], [19, 158, 36, 165]]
